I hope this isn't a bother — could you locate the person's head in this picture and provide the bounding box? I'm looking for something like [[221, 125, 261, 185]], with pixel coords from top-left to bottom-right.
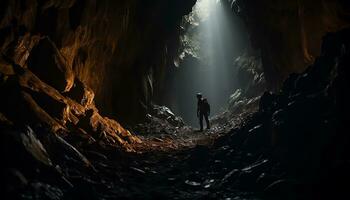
[[196, 93, 202, 99]]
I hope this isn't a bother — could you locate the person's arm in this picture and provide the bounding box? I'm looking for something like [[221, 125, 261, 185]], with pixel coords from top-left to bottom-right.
[[197, 104, 200, 117], [208, 103, 210, 115]]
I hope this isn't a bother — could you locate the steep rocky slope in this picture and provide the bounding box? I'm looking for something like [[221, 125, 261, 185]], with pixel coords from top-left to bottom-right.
[[211, 27, 350, 199]]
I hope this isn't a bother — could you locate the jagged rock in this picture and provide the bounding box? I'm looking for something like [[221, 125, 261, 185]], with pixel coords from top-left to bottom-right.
[[229, 89, 243, 107], [30, 91, 70, 123], [21, 91, 66, 132], [184, 180, 201, 187], [44, 132, 92, 168], [75, 108, 141, 151], [231, 0, 350, 88], [0, 125, 75, 189], [1, 126, 53, 167], [1, 0, 198, 125], [27, 37, 74, 93], [235, 53, 266, 97], [0, 74, 65, 132], [150, 104, 186, 127], [198, 28, 350, 200], [133, 104, 187, 135], [221, 169, 240, 186], [0, 57, 140, 150]]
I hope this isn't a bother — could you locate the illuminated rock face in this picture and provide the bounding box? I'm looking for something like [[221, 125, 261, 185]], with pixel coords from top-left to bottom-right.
[[0, 43, 140, 151], [0, 0, 196, 150], [0, 0, 196, 125], [231, 0, 350, 89]]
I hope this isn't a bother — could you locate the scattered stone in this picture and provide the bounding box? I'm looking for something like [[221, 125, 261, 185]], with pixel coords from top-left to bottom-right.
[[130, 167, 146, 174], [185, 180, 201, 187], [222, 169, 240, 185]]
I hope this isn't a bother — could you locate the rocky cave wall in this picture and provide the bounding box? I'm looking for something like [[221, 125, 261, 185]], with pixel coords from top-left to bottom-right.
[[230, 0, 350, 89], [0, 0, 196, 125], [2, 0, 349, 127]]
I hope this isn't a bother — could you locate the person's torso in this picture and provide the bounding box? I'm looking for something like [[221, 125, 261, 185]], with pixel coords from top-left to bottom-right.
[[198, 99, 209, 112]]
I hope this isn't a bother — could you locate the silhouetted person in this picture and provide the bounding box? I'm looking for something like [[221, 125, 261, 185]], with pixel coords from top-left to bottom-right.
[[196, 93, 210, 131]]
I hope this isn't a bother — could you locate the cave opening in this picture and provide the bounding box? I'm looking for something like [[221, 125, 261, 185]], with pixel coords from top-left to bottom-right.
[[162, 0, 250, 127]]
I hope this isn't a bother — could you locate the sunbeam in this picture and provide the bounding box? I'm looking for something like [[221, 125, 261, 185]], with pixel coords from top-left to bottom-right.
[[166, 0, 248, 127]]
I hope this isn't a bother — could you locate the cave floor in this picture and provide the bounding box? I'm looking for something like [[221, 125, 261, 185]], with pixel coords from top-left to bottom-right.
[[32, 99, 260, 200], [52, 107, 262, 200], [66, 128, 260, 200]]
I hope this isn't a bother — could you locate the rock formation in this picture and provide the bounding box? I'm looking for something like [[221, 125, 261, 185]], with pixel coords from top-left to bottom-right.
[[0, 0, 196, 125], [230, 0, 350, 89]]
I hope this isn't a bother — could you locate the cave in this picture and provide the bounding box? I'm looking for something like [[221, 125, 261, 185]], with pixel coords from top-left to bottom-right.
[[1, 0, 350, 199]]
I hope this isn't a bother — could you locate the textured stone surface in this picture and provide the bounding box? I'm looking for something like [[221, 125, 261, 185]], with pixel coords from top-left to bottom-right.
[[0, 0, 196, 124], [230, 0, 350, 89]]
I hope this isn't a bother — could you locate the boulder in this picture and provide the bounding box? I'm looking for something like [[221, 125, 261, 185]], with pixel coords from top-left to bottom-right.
[[150, 104, 185, 127]]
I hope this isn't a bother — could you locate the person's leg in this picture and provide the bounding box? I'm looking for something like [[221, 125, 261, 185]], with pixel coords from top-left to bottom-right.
[[205, 114, 210, 129], [199, 113, 203, 131]]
